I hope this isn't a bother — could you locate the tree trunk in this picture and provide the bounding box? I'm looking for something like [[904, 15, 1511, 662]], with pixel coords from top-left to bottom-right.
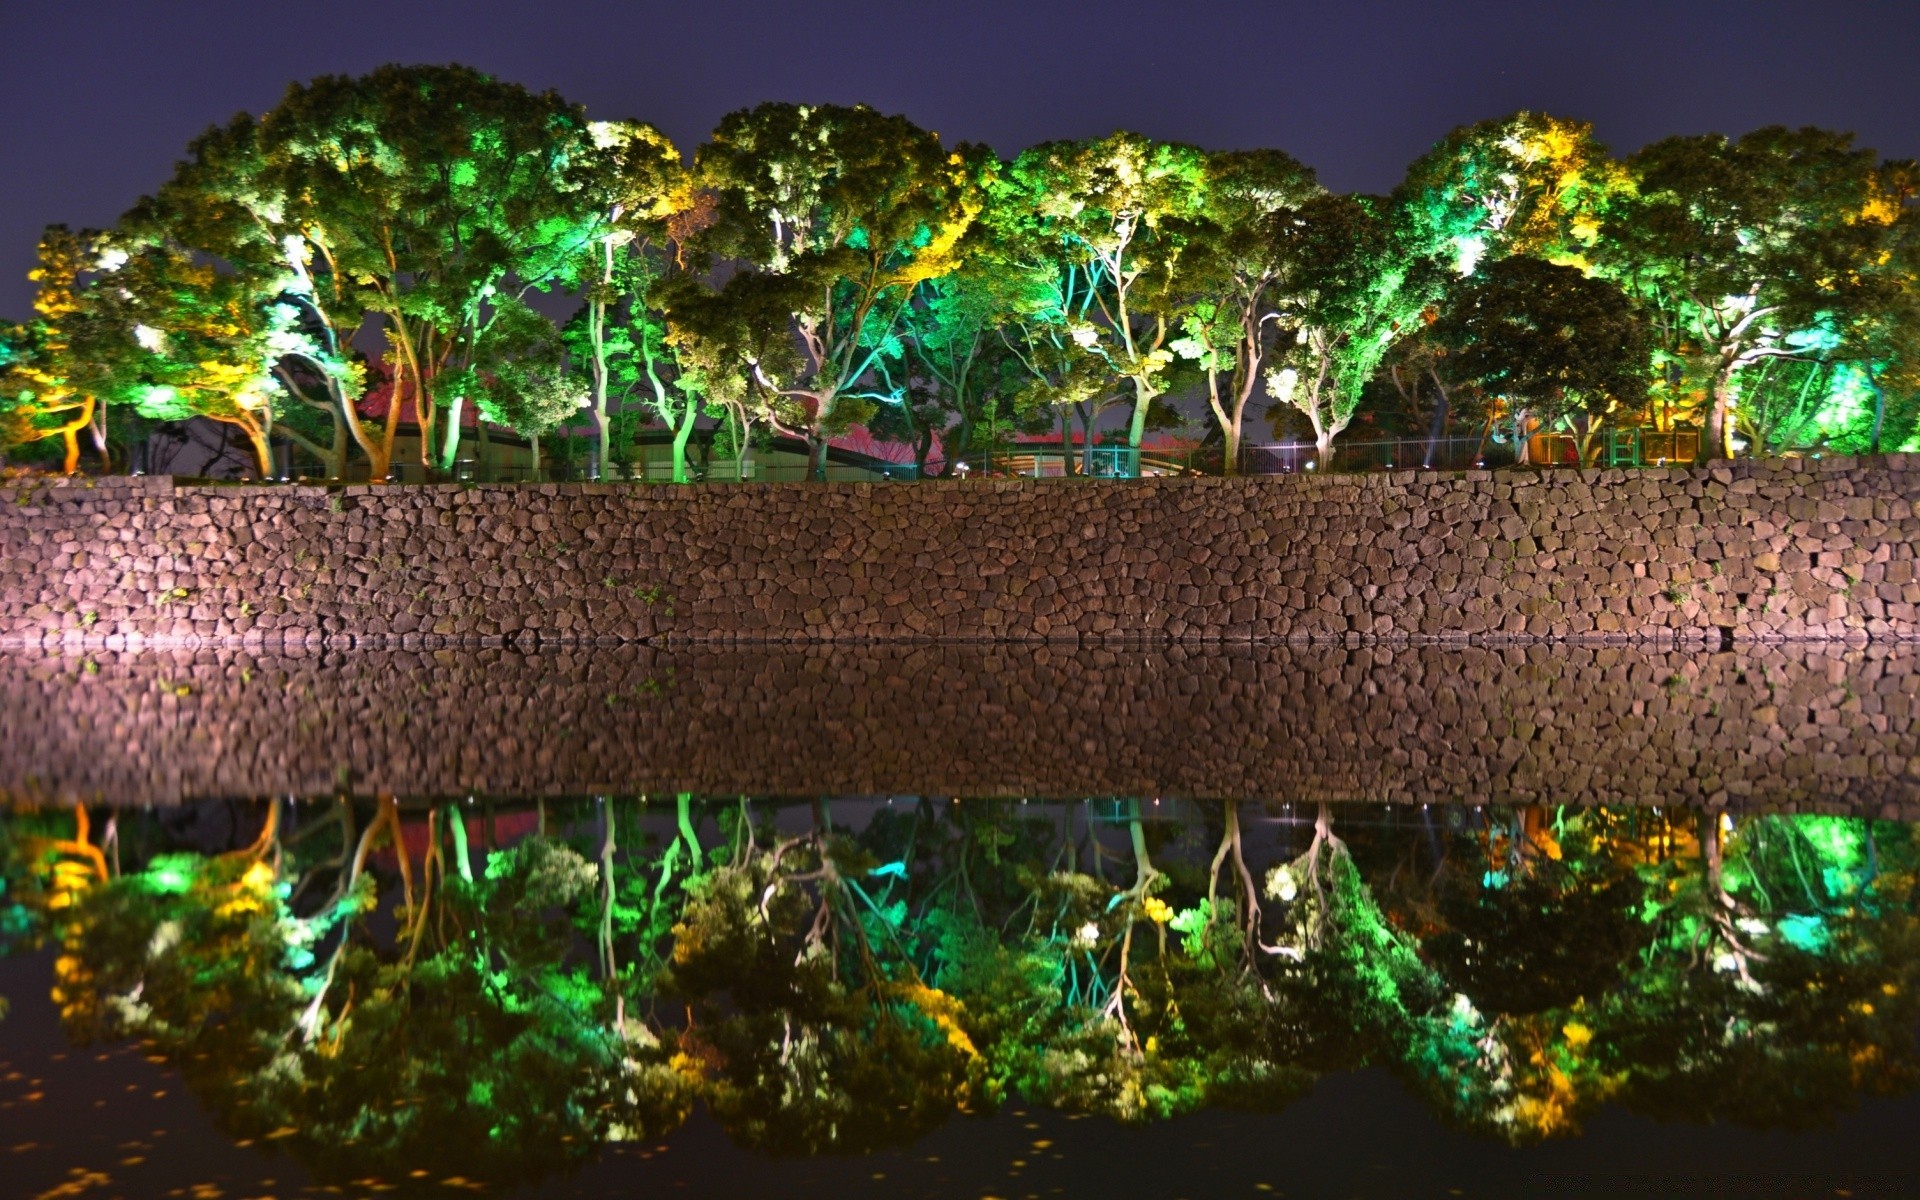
[[589, 297, 612, 473], [806, 431, 827, 481], [676, 793, 703, 872], [326, 407, 346, 480], [599, 799, 618, 985], [1223, 421, 1242, 477], [243, 423, 272, 480], [392, 326, 436, 473], [55, 395, 95, 476], [1127, 382, 1157, 451], [1314, 430, 1334, 467], [947, 412, 975, 478], [1706, 364, 1736, 461], [438, 392, 465, 473], [89, 403, 110, 471], [655, 398, 687, 483], [1127, 799, 1152, 883]]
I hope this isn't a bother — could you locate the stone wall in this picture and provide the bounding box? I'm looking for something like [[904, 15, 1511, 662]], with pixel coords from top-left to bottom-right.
[[2, 457, 1918, 648], [1, 644, 1913, 814]]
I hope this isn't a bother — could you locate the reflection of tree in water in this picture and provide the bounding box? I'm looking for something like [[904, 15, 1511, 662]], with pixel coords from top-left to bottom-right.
[[1370, 806, 1920, 1140], [661, 798, 983, 1154], [1612, 813, 1920, 1130], [11, 796, 693, 1191], [2, 796, 1915, 1182], [1392, 805, 1648, 1016]]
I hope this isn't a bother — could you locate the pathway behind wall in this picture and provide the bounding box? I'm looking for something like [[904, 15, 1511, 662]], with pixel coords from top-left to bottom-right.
[[3, 457, 1918, 647]]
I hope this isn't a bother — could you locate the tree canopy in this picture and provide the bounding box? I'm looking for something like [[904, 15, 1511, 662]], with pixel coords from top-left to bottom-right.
[[4, 71, 1918, 479]]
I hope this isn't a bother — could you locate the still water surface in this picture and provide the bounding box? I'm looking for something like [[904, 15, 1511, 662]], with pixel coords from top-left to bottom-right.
[[1, 646, 1917, 1198]]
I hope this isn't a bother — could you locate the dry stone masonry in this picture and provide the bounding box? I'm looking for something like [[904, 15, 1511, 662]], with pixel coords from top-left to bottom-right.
[[2, 644, 1914, 815], [2, 457, 1918, 648]]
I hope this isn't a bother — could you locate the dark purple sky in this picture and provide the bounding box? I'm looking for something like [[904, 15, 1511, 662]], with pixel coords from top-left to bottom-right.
[[3, 0, 1917, 320]]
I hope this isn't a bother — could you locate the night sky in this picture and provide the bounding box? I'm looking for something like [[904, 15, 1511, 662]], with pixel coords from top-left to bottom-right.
[[2, 0, 1918, 320]]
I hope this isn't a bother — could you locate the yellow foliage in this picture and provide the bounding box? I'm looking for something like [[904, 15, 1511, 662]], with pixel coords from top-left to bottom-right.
[[884, 197, 980, 292], [891, 981, 980, 1060], [1860, 192, 1902, 226]]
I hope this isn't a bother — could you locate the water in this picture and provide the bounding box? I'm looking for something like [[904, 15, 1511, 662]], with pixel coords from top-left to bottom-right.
[[1, 646, 1917, 1198]]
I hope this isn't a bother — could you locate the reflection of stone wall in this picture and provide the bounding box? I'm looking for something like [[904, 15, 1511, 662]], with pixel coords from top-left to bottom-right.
[[2, 458, 1917, 649], [4, 645, 1914, 815]]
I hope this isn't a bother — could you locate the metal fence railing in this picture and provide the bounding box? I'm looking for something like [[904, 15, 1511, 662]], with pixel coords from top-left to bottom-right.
[[1240, 436, 1519, 475]]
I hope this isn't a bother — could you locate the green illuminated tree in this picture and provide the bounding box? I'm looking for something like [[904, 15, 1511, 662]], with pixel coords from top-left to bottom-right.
[[1263, 194, 1445, 462], [970, 187, 1128, 473], [69, 238, 313, 478], [454, 294, 584, 473], [662, 803, 982, 1151], [1357, 805, 1650, 1140], [1395, 111, 1626, 276], [546, 120, 687, 474], [1799, 180, 1920, 454], [873, 253, 1053, 475], [654, 268, 806, 479], [130, 116, 368, 476], [49, 798, 696, 1189], [692, 103, 979, 478], [18, 795, 1920, 1174], [1607, 814, 1920, 1129], [135, 65, 603, 479], [1730, 356, 1853, 456], [1170, 150, 1324, 473], [988, 133, 1210, 458], [1595, 127, 1909, 459]]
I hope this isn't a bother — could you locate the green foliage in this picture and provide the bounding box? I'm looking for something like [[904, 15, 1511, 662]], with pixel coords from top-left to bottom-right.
[[1263, 194, 1447, 451], [689, 103, 981, 473], [129, 64, 615, 475], [466, 295, 585, 443], [986, 132, 1211, 449], [0, 228, 108, 467], [1595, 126, 1912, 456], [1395, 111, 1626, 275]]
